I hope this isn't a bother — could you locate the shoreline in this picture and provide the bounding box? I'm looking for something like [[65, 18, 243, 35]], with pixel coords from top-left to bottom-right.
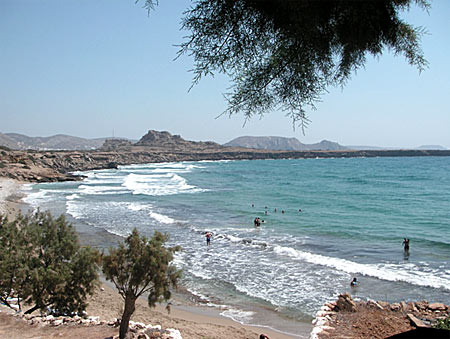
[[0, 177, 311, 338], [0, 177, 26, 220]]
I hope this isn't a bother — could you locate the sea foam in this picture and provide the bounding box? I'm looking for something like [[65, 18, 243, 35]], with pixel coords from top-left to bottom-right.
[[273, 245, 450, 290]]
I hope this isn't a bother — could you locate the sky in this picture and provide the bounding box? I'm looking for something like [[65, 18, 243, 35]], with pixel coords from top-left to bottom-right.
[[1, 0, 449, 148]]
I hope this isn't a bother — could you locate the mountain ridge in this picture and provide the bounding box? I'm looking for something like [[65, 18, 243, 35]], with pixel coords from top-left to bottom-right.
[[224, 136, 348, 151], [0, 132, 132, 151], [0, 131, 446, 151]]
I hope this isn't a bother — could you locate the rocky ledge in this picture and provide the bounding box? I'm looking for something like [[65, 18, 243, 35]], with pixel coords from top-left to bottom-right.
[[311, 293, 450, 339]]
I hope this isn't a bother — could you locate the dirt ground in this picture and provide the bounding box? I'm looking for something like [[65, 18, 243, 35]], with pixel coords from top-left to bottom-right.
[[0, 283, 293, 339], [320, 304, 413, 339]]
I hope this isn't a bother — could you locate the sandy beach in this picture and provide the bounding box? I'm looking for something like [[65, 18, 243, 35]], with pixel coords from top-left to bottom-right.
[[0, 177, 307, 338], [0, 177, 26, 220]]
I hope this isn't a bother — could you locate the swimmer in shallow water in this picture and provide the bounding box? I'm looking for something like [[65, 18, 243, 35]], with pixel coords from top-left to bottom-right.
[[350, 277, 358, 287]]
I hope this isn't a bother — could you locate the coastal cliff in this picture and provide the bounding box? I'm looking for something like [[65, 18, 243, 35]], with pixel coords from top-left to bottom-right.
[[1, 130, 450, 183], [1, 147, 450, 183]]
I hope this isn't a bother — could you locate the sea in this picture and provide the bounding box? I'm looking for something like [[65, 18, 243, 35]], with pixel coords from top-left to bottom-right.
[[22, 156, 450, 337]]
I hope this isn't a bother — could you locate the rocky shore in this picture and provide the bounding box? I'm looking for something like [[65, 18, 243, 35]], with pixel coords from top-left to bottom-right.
[[1, 147, 450, 183], [311, 293, 450, 339]]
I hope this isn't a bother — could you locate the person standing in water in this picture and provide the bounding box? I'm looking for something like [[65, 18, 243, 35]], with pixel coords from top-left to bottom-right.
[[205, 232, 212, 246], [403, 238, 410, 251]]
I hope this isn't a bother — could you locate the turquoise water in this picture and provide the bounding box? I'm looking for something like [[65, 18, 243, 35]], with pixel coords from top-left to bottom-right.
[[24, 157, 450, 336]]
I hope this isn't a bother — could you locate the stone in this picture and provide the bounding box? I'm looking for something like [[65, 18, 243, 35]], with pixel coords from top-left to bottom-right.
[[45, 315, 55, 321], [400, 301, 408, 311], [88, 316, 100, 323], [428, 303, 446, 311], [129, 321, 146, 330], [390, 303, 401, 311], [415, 301, 429, 310], [325, 302, 336, 310], [407, 302, 418, 312], [368, 300, 384, 310], [335, 293, 357, 312], [407, 313, 427, 328], [377, 301, 389, 308], [52, 319, 63, 326]]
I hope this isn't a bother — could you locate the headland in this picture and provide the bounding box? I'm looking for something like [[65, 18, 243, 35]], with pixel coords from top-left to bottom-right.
[[1, 130, 449, 183]]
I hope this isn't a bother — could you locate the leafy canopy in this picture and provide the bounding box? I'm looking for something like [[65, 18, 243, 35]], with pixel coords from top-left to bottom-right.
[[144, 0, 429, 129], [0, 211, 99, 315]]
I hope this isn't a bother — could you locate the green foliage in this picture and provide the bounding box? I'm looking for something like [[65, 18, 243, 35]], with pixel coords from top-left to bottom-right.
[[0, 211, 99, 315], [145, 0, 429, 129], [434, 317, 450, 330], [102, 228, 181, 339]]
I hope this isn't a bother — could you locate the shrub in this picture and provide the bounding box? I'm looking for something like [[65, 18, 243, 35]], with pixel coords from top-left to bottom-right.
[[434, 317, 450, 330], [0, 211, 100, 315]]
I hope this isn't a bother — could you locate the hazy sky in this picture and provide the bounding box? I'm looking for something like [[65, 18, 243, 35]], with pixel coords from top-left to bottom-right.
[[1, 0, 449, 148]]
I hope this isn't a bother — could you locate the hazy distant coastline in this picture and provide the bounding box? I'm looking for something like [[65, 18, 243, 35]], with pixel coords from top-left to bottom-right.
[[1, 130, 450, 183], [1, 131, 447, 152]]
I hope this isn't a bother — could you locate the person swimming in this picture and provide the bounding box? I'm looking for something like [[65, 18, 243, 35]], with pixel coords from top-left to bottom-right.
[[350, 277, 358, 286], [254, 217, 261, 227]]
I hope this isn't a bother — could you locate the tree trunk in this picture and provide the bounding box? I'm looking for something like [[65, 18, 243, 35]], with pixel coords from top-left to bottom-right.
[[119, 294, 136, 339], [24, 304, 40, 315]]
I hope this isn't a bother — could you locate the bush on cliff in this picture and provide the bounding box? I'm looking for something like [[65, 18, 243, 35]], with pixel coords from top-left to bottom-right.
[[434, 316, 450, 330], [102, 228, 181, 339], [0, 211, 100, 315]]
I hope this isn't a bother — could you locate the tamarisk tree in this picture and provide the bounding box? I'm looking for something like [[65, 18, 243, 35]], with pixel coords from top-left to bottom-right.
[[0, 211, 99, 315], [144, 0, 429, 128], [102, 229, 181, 339]]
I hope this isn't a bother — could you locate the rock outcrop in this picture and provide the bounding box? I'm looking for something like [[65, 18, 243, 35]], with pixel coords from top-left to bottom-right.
[[311, 294, 450, 339], [135, 130, 220, 150]]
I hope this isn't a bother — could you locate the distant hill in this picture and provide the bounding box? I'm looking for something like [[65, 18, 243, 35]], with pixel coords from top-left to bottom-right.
[[0, 132, 114, 150], [224, 136, 348, 151], [135, 130, 221, 149], [0, 133, 18, 149]]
